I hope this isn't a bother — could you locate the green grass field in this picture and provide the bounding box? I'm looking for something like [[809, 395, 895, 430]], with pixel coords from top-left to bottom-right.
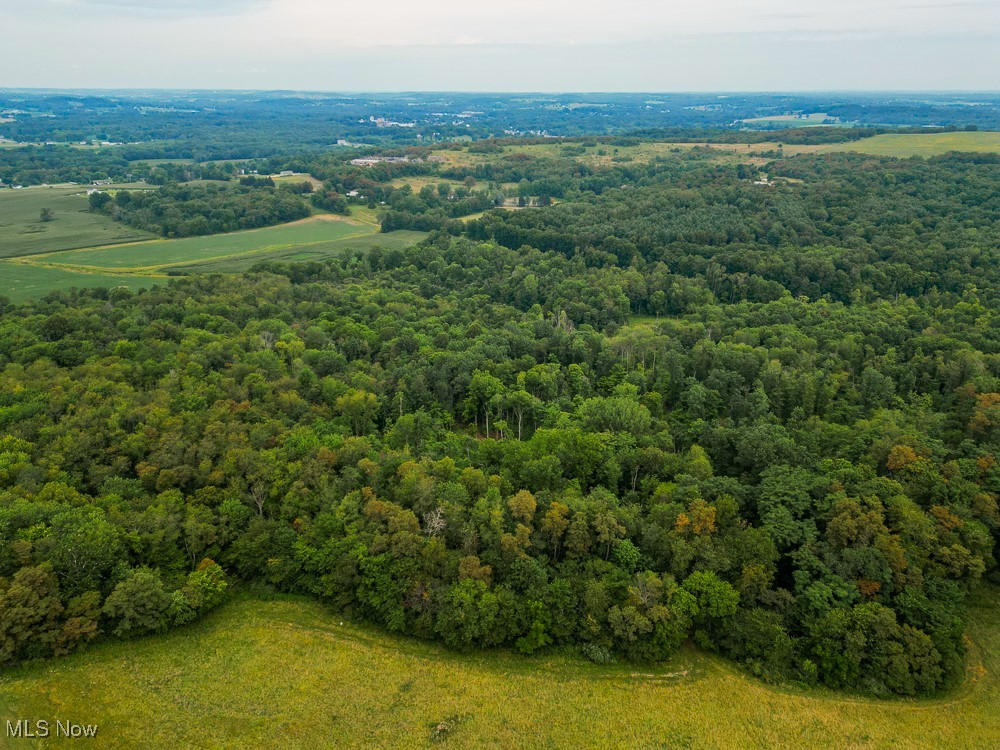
[[743, 113, 842, 127], [271, 173, 324, 190], [167, 229, 427, 274], [436, 131, 1000, 171], [0, 586, 995, 750], [0, 262, 160, 303], [2, 212, 426, 302], [0, 185, 154, 258], [802, 131, 1000, 158], [34, 216, 378, 271]]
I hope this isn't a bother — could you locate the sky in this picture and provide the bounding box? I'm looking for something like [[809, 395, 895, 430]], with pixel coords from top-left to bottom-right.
[[2, 0, 998, 91]]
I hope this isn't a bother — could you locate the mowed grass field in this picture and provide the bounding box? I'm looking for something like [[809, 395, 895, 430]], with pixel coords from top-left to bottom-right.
[[0, 586, 996, 750], [0, 185, 154, 258]]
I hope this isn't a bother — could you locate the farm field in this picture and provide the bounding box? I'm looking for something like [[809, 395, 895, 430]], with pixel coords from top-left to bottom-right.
[[271, 172, 324, 190], [30, 215, 377, 271], [0, 184, 154, 258], [438, 141, 780, 170], [0, 585, 995, 750], [167, 228, 427, 273], [1, 212, 426, 301], [435, 131, 1000, 171], [743, 113, 842, 127], [0, 262, 160, 303], [813, 131, 1000, 157]]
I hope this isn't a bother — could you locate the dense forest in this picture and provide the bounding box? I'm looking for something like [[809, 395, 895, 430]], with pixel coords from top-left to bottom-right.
[[0, 145, 998, 698]]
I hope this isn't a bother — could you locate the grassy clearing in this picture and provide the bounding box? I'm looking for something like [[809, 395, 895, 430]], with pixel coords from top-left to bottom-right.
[[347, 204, 382, 226], [0, 185, 154, 258], [813, 131, 1000, 158], [435, 131, 1000, 172], [28, 215, 376, 272], [437, 142, 777, 171], [128, 158, 195, 165], [0, 261, 160, 303], [743, 113, 841, 127], [0, 586, 995, 750], [2, 215, 425, 300], [389, 176, 472, 191], [271, 173, 324, 190], [168, 229, 427, 274]]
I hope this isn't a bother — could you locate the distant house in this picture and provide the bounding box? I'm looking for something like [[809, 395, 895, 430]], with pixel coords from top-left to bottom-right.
[[346, 190, 360, 198], [279, 170, 294, 177]]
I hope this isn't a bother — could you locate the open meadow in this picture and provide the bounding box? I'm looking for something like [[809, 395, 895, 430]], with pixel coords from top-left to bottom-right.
[[0, 585, 995, 750]]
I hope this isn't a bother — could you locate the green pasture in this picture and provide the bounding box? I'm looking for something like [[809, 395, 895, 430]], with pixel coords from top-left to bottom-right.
[[743, 113, 841, 127], [818, 131, 1000, 157], [167, 229, 427, 274], [0, 585, 995, 749], [2, 212, 425, 301], [0, 261, 160, 303], [271, 173, 324, 190], [0, 185, 154, 258], [34, 216, 379, 271]]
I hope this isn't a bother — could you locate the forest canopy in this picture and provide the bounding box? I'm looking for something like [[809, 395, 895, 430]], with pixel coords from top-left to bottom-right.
[[0, 146, 998, 699]]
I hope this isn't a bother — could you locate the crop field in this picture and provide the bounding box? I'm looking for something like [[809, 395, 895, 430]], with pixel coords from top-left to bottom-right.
[[29, 215, 377, 271], [2, 212, 426, 302], [0, 585, 995, 750], [167, 229, 427, 274], [0, 185, 154, 258]]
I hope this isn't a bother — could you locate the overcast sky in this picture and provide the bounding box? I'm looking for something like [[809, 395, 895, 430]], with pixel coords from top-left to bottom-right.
[[2, 0, 997, 90]]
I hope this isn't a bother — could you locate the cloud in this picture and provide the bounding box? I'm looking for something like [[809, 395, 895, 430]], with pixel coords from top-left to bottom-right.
[[249, 0, 998, 49], [18, 0, 268, 16], [0, 0, 995, 89]]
